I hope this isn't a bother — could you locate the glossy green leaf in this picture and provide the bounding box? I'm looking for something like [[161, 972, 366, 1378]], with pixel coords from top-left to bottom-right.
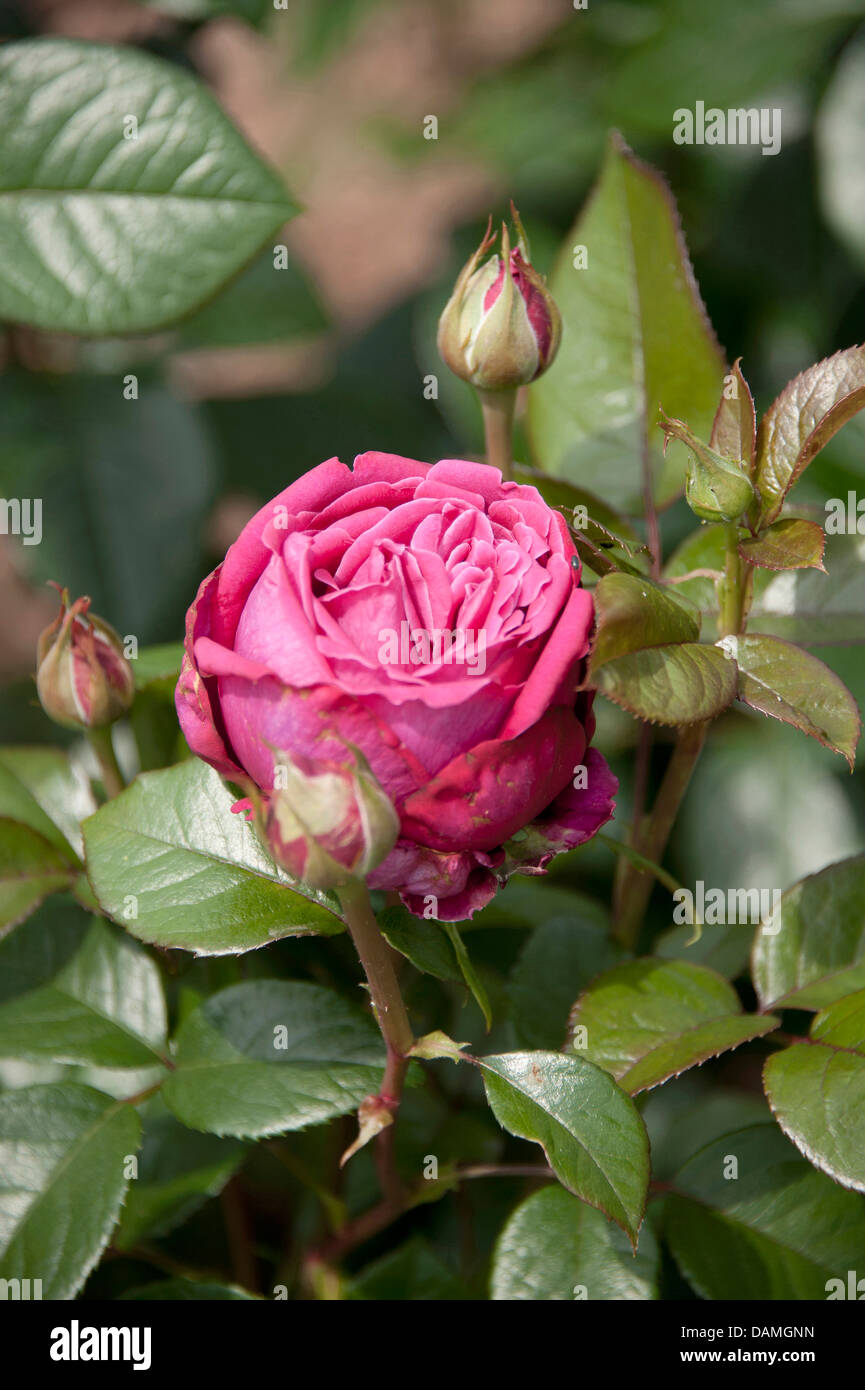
[[665, 1124, 865, 1300], [0, 746, 93, 863], [592, 642, 737, 725], [528, 132, 725, 512], [478, 1050, 649, 1244], [738, 518, 825, 571], [83, 760, 344, 955], [753, 853, 865, 1010], [654, 923, 753, 981], [755, 346, 865, 526], [588, 573, 699, 677], [507, 912, 623, 1050], [163, 981, 385, 1138], [346, 1238, 467, 1301], [720, 633, 860, 768], [0, 897, 90, 1004], [115, 1099, 244, 1249], [0, 1082, 141, 1300], [443, 922, 492, 1030], [0, 818, 75, 938], [0, 39, 297, 334], [0, 918, 168, 1068], [763, 989, 865, 1192], [491, 1186, 659, 1301], [570, 959, 777, 1094]]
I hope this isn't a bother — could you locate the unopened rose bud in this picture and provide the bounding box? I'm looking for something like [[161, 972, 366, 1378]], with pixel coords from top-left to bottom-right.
[[660, 414, 755, 522], [437, 206, 561, 391], [36, 589, 134, 731], [263, 748, 399, 890]]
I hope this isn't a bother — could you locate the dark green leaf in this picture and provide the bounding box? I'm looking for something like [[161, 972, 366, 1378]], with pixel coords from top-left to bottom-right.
[[528, 132, 725, 512], [507, 911, 623, 1050], [379, 905, 461, 983], [443, 922, 492, 1029], [178, 250, 327, 349], [665, 1123, 865, 1300], [120, 1279, 257, 1300], [478, 1050, 649, 1244], [0, 39, 297, 333], [0, 1082, 141, 1300], [163, 981, 385, 1138], [83, 760, 344, 955], [132, 643, 185, 693], [570, 959, 777, 1094], [491, 1186, 658, 1301], [114, 1099, 244, 1249], [346, 1238, 467, 1301]]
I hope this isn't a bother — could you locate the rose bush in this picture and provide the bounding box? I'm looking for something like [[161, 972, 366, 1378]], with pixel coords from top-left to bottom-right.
[[176, 451, 616, 918]]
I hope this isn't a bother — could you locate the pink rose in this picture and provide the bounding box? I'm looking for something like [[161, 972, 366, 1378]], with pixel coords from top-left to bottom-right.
[[176, 453, 616, 919]]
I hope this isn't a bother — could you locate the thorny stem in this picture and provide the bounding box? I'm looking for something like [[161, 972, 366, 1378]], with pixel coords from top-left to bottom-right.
[[87, 725, 125, 799], [336, 881, 414, 1205], [479, 387, 517, 482]]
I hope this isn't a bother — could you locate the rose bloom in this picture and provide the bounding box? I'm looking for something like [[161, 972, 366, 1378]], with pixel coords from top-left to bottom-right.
[[176, 454, 616, 920]]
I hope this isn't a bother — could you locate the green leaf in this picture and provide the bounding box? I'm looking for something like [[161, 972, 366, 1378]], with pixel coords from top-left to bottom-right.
[[0, 39, 297, 334], [163, 981, 385, 1138], [720, 633, 860, 768], [738, 518, 825, 571], [507, 912, 624, 1051], [478, 1050, 649, 1244], [0, 896, 90, 1003], [591, 643, 737, 725], [654, 923, 752, 981], [570, 959, 778, 1095], [0, 1082, 141, 1300], [132, 643, 185, 693], [178, 249, 327, 349], [0, 818, 75, 938], [664, 1124, 865, 1300], [0, 746, 93, 863], [114, 1099, 244, 1249], [763, 990, 865, 1193], [752, 854, 865, 1010], [588, 573, 699, 677], [379, 905, 461, 983], [754, 346, 865, 526], [491, 1186, 659, 1301], [0, 918, 168, 1068], [528, 132, 725, 513], [82, 760, 344, 955], [443, 922, 492, 1030]]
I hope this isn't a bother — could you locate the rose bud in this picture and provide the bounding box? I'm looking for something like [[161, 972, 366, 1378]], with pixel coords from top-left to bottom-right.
[[263, 748, 399, 890], [36, 589, 134, 731], [437, 207, 562, 391], [660, 413, 754, 522]]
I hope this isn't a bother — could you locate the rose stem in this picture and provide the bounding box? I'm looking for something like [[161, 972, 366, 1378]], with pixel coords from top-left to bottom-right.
[[479, 387, 517, 482], [336, 880, 414, 1204], [612, 720, 708, 950], [87, 726, 126, 799]]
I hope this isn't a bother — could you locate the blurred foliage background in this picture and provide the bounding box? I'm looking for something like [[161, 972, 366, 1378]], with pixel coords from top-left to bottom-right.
[[2, 0, 865, 1297]]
